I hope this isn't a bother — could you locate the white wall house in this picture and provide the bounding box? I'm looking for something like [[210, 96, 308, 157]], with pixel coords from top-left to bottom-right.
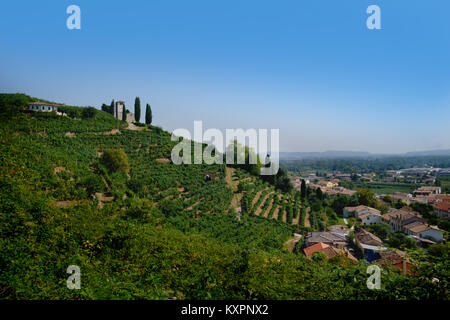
[[343, 205, 380, 218], [404, 222, 444, 242], [27, 102, 66, 116], [359, 212, 382, 225]]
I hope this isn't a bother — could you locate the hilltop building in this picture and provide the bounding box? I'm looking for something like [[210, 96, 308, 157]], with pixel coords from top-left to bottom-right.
[[27, 102, 66, 116], [114, 101, 125, 120]]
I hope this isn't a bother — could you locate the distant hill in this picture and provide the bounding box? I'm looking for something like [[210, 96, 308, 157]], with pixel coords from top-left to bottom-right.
[[280, 149, 450, 160]]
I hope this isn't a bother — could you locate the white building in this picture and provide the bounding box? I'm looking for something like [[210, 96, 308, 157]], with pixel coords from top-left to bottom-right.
[[343, 205, 380, 218], [359, 212, 382, 225], [403, 222, 444, 242], [27, 102, 66, 116]]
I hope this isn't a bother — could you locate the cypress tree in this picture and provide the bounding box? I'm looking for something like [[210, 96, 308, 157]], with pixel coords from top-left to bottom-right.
[[110, 100, 115, 116], [301, 179, 306, 199], [134, 97, 141, 123], [145, 103, 152, 125], [122, 105, 127, 121]]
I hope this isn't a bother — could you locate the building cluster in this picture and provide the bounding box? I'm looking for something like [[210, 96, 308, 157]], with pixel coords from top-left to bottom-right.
[[290, 176, 356, 197], [301, 228, 413, 274], [387, 167, 450, 177], [343, 204, 444, 243], [300, 203, 445, 273], [384, 186, 450, 218]]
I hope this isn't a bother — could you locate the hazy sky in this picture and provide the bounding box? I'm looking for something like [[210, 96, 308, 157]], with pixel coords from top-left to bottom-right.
[[1, 0, 449, 153]]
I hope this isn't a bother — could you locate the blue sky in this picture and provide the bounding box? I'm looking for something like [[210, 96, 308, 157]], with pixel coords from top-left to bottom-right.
[[1, 0, 449, 153]]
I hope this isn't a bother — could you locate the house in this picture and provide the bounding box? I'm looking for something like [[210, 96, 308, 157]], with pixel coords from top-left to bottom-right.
[[304, 232, 348, 249], [389, 192, 412, 205], [303, 242, 357, 261], [335, 173, 352, 181], [381, 208, 400, 224], [322, 186, 356, 197], [303, 242, 330, 257], [27, 102, 66, 116], [358, 211, 382, 225], [434, 202, 450, 218], [354, 229, 383, 246], [376, 250, 413, 275], [343, 205, 380, 218], [403, 222, 444, 242], [354, 229, 386, 262], [413, 186, 441, 197], [327, 225, 350, 235], [317, 180, 338, 188], [387, 209, 423, 233]]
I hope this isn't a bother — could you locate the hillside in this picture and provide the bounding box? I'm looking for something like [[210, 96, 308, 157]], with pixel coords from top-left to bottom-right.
[[0, 93, 447, 299]]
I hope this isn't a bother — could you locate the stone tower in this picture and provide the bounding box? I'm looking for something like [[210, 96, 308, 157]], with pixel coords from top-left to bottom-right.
[[115, 101, 125, 120]]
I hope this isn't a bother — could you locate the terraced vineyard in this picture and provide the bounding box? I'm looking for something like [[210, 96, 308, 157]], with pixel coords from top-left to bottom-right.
[[224, 168, 303, 226]]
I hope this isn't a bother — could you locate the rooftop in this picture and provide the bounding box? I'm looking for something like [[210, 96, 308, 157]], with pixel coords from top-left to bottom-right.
[[355, 229, 383, 246]]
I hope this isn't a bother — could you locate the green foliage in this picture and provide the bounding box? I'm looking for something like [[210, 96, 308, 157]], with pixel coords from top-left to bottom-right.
[[100, 149, 130, 174], [122, 106, 127, 121], [77, 174, 105, 196], [82, 107, 97, 119], [226, 140, 262, 177], [356, 188, 376, 207], [364, 224, 391, 240], [300, 179, 306, 199], [134, 97, 141, 123], [145, 103, 152, 125], [110, 100, 115, 116], [387, 233, 417, 250]]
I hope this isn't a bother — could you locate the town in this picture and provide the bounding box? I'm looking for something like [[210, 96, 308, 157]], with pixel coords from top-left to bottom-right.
[[288, 168, 449, 274]]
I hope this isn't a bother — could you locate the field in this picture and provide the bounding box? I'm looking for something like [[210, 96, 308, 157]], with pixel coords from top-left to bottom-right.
[[340, 181, 420, 194]]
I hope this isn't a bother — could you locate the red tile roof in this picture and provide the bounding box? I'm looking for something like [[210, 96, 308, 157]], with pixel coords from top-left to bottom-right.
[[434, 202, 450, 212], [303, 242, 330, 257]]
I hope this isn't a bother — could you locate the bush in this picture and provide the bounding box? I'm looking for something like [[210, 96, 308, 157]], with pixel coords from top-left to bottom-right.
[[82, 107, 97, 119], [77, 174, 105, 196], [100, 149, 130, 174], [387, 233, 417, 250]]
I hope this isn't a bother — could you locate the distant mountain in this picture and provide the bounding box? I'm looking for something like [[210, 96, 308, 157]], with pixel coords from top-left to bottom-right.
[[280, 149, 450, 160], [404, 149, 450, 157]]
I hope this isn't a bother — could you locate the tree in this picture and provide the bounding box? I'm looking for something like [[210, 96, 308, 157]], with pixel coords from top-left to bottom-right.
[[134, 97, 141, 123], [122, 106, 127, 121], [387, 233, 417, 250], [110, 100, 115, 116], [225, 140, 262, 177], [356, 188, 376, 207], [82, 107, 96, 118], [316, 187, 323, 201], [274, 167, 292, 192], [145, 103, 152, 125], [101, 103, 110, 113], [301, 179, 306, 199], [100, 149, 130, 174], [383, 195, 394, 206]]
